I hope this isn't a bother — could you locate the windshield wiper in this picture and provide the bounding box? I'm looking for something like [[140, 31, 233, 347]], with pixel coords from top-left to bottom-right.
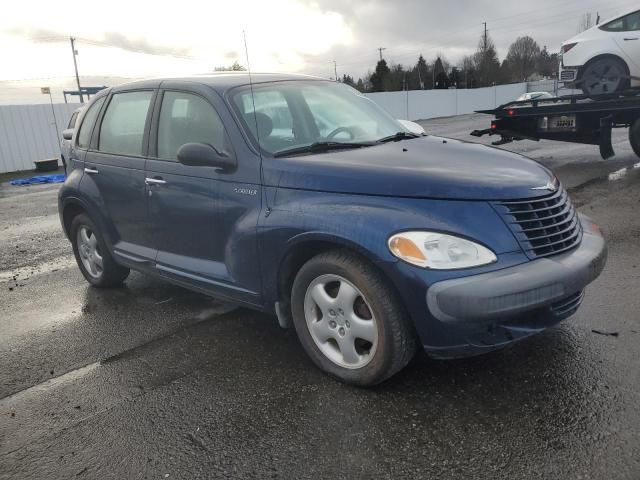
[[273, 141, 376, 158], [377, 131, 421, 143]]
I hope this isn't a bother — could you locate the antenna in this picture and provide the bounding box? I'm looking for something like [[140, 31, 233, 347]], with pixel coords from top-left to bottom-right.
[[243, 30, 268, 210]]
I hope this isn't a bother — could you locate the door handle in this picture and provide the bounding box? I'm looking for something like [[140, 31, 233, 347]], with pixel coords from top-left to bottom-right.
[[84, 167, 99, 174], [624, 38, 639, 41], [145, 177, 167, 185]]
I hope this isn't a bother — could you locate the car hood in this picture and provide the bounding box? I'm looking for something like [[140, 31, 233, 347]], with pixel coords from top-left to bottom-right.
[[262, 136, 556, 201]]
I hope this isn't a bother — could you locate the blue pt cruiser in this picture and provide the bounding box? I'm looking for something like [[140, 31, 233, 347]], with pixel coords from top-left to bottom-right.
[[58, 74, 607, 386]]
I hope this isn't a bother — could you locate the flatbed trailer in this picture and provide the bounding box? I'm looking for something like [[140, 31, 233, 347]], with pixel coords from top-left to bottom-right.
[[471, 90, 640, 160]]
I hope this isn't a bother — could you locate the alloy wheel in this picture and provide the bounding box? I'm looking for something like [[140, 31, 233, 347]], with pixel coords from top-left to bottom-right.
[[77, 225, 103, 279], [303, 274, 378, 369], [583, 60, 625, 95]]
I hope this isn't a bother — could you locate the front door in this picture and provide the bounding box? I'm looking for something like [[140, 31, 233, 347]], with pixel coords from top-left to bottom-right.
[[145, 86, 262, 305], [83, 89, 156, 262]]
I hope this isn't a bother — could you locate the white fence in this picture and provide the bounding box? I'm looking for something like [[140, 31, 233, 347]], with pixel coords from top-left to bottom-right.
[[365, 80, 578, 121], [0, 80, 579, 174], [0, 103, 79, 174]]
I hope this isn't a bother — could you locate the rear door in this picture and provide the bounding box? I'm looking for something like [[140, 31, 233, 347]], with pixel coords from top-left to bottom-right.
[[69, 99, 104, 173], [603, 10, 640, 69], [145, 82, 262, 304], [83, 89, 156, 262]]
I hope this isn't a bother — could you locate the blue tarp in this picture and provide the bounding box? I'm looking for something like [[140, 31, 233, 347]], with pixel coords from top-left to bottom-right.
[[10, 174, 66, 186]]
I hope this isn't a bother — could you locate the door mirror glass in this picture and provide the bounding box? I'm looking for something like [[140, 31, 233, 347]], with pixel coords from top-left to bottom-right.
[[177, 143, 236, 170], [62, 129, 73, 140]]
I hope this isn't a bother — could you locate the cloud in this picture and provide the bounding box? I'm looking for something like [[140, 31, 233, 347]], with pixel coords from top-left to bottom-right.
[[6, 27, 192, 58], [100, 32, 191, 58]]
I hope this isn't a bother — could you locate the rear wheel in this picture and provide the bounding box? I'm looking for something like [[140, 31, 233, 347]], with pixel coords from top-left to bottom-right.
[[291, 250, 417, 386], [70, 213, 129, 287], [630, 118, 640, 159], [581, 58, 628, 96]]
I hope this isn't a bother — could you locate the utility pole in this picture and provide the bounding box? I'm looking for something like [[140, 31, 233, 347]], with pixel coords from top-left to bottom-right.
[[333, 60, 338, 81], [69, 37, 84, 103], [377, 47, 386, 61], [483, 22, 488, 51]]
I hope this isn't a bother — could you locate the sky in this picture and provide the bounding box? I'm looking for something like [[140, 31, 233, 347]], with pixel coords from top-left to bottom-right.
[[0, 0, 637, 103]]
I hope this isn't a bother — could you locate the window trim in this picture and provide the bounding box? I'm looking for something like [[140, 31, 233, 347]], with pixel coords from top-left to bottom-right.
[[75, 96, 107, 150], [148, 88, 235, 163], [91, 88, 157, 158]]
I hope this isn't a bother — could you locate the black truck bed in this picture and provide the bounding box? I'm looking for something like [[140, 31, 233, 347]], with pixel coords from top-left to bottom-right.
[[471, 90, 640, 159]]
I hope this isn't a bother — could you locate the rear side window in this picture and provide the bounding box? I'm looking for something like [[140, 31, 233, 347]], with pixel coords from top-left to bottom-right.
[[157, 91, 229, 161], [76, 97, 105, 149], [99, 91, 153, 156], [601, 11, 640, 31]]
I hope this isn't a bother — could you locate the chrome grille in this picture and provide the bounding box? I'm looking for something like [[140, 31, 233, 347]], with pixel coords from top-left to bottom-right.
[[494, 187, 582, 259], [560, 70, 576, 81]]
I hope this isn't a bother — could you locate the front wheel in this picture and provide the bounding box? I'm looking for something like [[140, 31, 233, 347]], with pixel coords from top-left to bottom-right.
[[70, 213, 129, 287], [580, 58, 628, 96], [291, 250, 417, 386], [630, 118, 640, 159]]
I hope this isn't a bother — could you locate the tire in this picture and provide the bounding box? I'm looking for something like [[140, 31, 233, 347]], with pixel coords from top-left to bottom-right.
[[70, 213, 129, 287], [630, 118, 640, 159], [580, 58, 629, 96], [291, 250, 417, 386]]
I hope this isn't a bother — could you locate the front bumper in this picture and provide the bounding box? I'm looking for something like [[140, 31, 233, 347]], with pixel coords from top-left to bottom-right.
[[423, 214, 607, 358]]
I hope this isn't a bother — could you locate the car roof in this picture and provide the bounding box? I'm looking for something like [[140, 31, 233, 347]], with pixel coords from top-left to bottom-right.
[[107, 73, 330, 96]]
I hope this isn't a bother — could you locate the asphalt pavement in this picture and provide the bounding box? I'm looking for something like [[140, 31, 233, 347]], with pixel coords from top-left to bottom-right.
[[1, 114, 639, 479]]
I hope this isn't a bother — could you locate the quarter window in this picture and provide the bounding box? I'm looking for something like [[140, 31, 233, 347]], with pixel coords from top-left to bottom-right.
[[157, 91, 229, 161], [76, 97, 105, 149], [98, 91, 153, 156], [67, 111, 79, 129]]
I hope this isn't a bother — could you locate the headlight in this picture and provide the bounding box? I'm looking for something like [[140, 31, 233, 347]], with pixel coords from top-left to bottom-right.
[[388, 231, 497, 270]]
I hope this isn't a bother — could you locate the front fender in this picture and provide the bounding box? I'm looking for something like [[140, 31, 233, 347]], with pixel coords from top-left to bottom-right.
[[257, 187, 522, 308], [564, 39, 631, 68]]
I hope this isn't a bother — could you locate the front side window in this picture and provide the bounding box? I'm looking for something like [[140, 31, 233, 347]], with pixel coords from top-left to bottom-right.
[[157, 91, 229, 161], [231, 81, 403, 155], [76, 97, 105, 149], [99, 91, 153, 156]]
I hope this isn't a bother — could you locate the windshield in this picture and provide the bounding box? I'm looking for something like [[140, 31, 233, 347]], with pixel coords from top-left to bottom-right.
[[230, 80, 406, 156]]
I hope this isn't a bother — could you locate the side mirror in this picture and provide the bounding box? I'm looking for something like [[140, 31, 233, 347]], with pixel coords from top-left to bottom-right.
[[62, 129, 73, 140], [397, 119, 426, 136], [177, 143, 236, 170]]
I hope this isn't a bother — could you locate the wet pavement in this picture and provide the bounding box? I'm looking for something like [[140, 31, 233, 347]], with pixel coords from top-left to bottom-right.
[[1, 115, 640, 479]]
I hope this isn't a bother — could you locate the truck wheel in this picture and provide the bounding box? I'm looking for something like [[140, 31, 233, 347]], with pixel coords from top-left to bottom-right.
[[581, 58, 628, 96], [630, 118, 640, 159], [291, 250, 417, 386], [70, 213, 129, 287]]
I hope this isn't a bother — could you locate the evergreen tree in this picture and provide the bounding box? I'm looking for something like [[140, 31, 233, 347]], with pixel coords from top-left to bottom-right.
[[473, 32, 501, 86], [369, 59, 391, 92]]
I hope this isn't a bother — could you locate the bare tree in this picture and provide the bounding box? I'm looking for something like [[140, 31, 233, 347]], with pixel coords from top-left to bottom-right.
[[504, 36, 541, 82], [578, 13, 594, 33]]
